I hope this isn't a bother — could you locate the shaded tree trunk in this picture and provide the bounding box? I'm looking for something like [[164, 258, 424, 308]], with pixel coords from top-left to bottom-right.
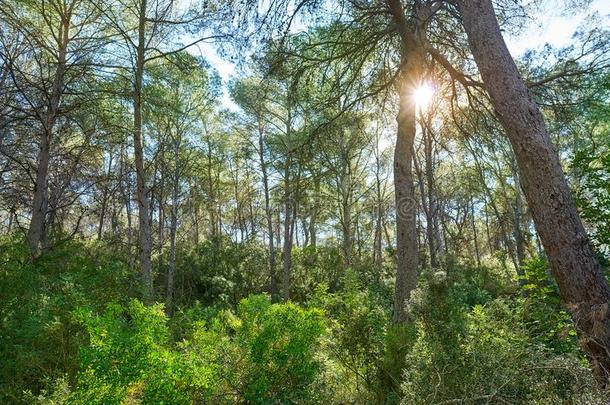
[[133, 0, 153, 302], [27, 14, 70, 258], [98, 149, 115, 240], [391, 31, 423, 324], [165, 138, 180, 317], [258, 122, 277, 297], [282, 154, 293, 301], [458, 0, 610, 385]]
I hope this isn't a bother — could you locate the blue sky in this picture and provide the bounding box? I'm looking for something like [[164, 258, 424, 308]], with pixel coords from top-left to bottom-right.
[[187, 0, 610, 110]]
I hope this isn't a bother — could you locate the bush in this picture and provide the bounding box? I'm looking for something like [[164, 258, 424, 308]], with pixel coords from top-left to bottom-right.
[[0, 237, 134, 404], [72, 300, 213, 404], [171, 238, 268, 308], [310, 270, 390, 402], [519, 256, 578, 353], [197, 294, 326, 403], [401, 265, 604, 404], [62, 295, 325, 404]]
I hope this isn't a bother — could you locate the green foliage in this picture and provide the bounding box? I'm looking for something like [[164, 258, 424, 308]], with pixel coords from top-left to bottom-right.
[[202, 295, 326, 403], [172, 238, 268, 308], [519, 256, 578, 354], [310, 270, 390, 402], [290, 245, 345, 301], [62, 295, 324, 404], [0, 237, 134, 404], [72, 300, 205, 404], [1, 237, 603, 404], [401, 264, 602, 404]]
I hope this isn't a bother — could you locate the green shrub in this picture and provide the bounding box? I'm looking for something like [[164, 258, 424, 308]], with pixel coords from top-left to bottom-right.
[[71, 300, 213, 404], [172, 238, 268, 308], [310, 270, 390, 402], [67, 295, 325, 404], [0, 237, 134, 403], [401, 267, 604, 404], [204, 294, 326, 403]]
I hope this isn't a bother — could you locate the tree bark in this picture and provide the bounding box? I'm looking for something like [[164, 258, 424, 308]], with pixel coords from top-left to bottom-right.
[[98, 149, 114, 240], [387, 0, 424, 323], [258, 122, 277, 297], [134, 0, 153, 302], [27, 12, 70, 258], [458, 0, 610, 385], [165, 137, 180, 317], [392, 52, 422, 323], [282, 154, 293, 301]]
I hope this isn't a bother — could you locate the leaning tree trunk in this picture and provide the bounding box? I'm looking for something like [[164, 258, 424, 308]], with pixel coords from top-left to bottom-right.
[[133, 0, 154, 303], [458, 0, 610, 385]]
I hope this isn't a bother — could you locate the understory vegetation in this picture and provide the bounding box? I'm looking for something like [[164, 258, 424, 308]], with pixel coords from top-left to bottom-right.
[[1, 236, 606, 404]]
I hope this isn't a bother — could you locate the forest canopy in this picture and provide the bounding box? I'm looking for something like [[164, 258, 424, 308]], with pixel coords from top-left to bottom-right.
[[0, 0, 609, 403]]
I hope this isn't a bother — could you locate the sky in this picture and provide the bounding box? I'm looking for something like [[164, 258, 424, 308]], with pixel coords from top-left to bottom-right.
[[504, 0, 610, 56], [186, 0, 610, 110]]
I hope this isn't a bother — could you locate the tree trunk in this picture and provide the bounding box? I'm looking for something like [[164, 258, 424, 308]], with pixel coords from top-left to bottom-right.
[[374, 134, 384, 270], [458, 0, 610, 385], [282, 154, 293, 301], [165, 139, 180, 317], [258, 122, 277, 297], [98, 149, 114, 240], [392, 55, 422, 323], [27, 14, 70, 258], [387, 0, 425, 324], [134, 0, 153, 302], [310, 176, 320, 248]]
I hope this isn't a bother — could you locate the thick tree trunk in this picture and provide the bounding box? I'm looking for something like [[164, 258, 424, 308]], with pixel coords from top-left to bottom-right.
[[392, 52, 422, 323], [458, 0, 610, 385], [134, 0, 153, 302], [387, 0, 425, 324]]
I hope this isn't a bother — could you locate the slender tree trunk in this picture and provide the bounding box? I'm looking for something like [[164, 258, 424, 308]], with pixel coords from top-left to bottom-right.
[[310, 177, 320, 248], [513, 175, 526, 267], [373, 134, 384, 270], [282, 154, 293, 301], [165, 139, 180, 317], [27, 15, 70, 258], [458, 0, 610, 385], [340, 185, 352, 268], [158, 147, 165, 254], [258, 123, 277, 297], [134, 0, 153, 302], [423, 121, 442, 266], [471, 198, 481, 267], [98, 150, 114, 240]]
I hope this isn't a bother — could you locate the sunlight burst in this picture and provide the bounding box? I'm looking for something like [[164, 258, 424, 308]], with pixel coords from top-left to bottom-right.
[[414, 81, 435, 112]]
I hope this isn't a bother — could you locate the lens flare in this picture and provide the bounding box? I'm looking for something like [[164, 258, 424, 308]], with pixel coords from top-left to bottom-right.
[[414, 81, 435, 112]]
